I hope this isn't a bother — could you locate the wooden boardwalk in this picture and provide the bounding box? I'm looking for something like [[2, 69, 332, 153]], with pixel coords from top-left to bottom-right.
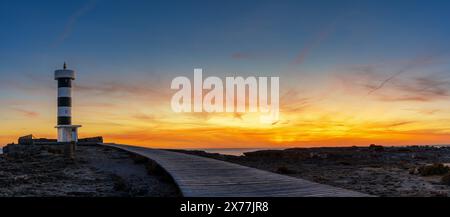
[[104, 144, 369, 197]]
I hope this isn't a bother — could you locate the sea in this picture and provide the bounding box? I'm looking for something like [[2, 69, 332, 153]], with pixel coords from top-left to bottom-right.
[[192, 148, 284, 156]]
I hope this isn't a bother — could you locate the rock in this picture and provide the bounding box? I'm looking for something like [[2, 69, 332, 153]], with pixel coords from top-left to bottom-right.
[[3, 144, 41, 158], [418, 163, 450, 176], [441, 173, 450, 185], [276, 166, 296, 174], [369, 144, 384, 151]]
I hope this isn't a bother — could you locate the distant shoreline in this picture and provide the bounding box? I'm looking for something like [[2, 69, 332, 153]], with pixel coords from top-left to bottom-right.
[[189, 148, 283, 156], [173, 145, 450, 197], [190, 144, 450, 156], [3, 144, 450, 156]]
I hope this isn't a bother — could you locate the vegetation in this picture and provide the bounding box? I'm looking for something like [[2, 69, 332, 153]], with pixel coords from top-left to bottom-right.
[[145, 161, 165, 176], [112, 174, 129, 192], [441, 173, 450, 185], [418, 163, 450, 176], [276, 166, 296, 174], [130, 153, 148, 164], [369, 144, 384, 151]]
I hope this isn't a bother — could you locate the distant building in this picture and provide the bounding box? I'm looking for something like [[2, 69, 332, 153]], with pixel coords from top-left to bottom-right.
[[14, 134, 101, 145], [18, 135, 33, 145], [17, 134, 57, 145]]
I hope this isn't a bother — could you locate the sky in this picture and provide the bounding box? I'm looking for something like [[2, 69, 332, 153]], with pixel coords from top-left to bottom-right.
[[1, 0, 450, 148]]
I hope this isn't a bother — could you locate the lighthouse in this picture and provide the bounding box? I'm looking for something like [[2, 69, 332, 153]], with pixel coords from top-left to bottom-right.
[[55, 63, 81, 143]]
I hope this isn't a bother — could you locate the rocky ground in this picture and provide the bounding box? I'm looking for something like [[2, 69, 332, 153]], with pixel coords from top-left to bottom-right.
[[0, 145, 181, 197], [173, 145, 450, 197]]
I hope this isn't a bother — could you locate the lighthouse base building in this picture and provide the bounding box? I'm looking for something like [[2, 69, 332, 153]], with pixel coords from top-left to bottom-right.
[[55, 63, 81, 143], [56, 125, 81, 143]]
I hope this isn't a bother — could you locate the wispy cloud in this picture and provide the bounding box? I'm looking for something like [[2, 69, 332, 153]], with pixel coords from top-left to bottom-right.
[[231, 52, 252, 60], [280, 89, 311, 113], [335, 54, 450, 102], [233, 112, 244, 120], [367, 54, 442, 94], [52, 0, 98, 47], [376, 75, 450, 102], [133, 113, 156, 121], [12, 108, 39, 118], [402, 108, 441, 115], [75, 80, 167, 99], [230, 51, 274, 61], [293, 23, 336, 65], [381, 121, 416, 128]]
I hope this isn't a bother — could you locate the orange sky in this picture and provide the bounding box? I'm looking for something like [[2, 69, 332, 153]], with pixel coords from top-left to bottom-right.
[[2, 59, 450, 149]]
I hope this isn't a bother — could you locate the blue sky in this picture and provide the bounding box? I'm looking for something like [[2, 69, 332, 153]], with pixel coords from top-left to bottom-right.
[[2, 0, 449, 79]]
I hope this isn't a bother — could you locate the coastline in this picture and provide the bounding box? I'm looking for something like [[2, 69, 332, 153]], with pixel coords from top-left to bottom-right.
[[196, 145, 450, 156], [190, 148, 283, 156]]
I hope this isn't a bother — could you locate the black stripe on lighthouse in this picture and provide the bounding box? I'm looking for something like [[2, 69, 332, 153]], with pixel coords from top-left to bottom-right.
[[58, 78, 72, 87], [58, 97, 72, 107], [58, 117, 72, 125]]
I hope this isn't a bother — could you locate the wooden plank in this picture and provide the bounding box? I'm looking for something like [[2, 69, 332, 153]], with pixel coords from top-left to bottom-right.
[[104, 143, 371, 197]]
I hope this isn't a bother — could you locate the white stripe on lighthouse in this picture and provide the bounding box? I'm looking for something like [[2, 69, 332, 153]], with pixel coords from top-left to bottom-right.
[[58, 107, 72, 117], [58, 87, 72, 97]]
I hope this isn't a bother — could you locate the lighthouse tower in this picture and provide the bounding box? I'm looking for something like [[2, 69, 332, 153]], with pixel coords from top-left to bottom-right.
[[55, 63, 81, 143]]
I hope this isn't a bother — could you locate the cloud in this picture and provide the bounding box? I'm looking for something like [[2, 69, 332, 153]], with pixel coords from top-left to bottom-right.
[[102, 126, 279, 149], [367, 54, 443, 94], [233, 112, 244, 120], [381, 121, 416, 128], [0, 73, 54, 96], [231, 52, 252, 60], [75, 80, 167, 99], [133, 113, 156, 121], [230, 52, 274, 61], [334, 54, 450, 102], [375, 75, 450, 102], [12, 108, 39, 118], [78, 102, 117, 108], [293, 22, 337, 65], [402, 108, 441, 115], [279, 89, 311, 113]]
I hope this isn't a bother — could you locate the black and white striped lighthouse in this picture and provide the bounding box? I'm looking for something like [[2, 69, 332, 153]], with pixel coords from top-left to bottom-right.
[[55, 63, 81, 143]]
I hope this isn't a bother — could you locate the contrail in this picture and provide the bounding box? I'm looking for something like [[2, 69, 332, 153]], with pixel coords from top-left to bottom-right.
[[52, 0, 98, 47], [368, 54, 438, 95], [294, 22, 337, 65]]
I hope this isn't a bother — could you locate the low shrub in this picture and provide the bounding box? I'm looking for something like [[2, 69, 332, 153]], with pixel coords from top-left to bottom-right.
[[112, 175, 129, 191], [276, 166, 296, 174], [369, 144, 384, 151], [441, 173, 450, 185], [145, 161, 165, 176], [130, 154, 148, 164], [418, 163, 449, 176]]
